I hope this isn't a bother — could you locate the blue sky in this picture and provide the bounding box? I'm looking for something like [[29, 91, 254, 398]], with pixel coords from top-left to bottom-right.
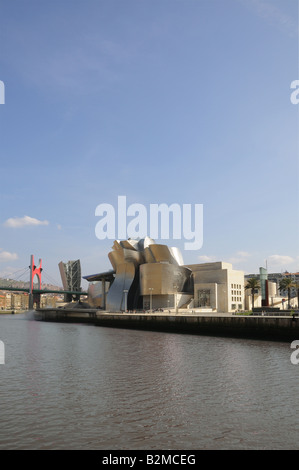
[[0, 0, 298, 288]]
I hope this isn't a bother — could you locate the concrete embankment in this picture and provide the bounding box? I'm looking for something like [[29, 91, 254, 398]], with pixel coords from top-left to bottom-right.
[[34, 308, 299, 342]]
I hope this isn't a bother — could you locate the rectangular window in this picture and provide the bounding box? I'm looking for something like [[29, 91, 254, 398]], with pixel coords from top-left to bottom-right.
[[198, 289, 211, 307]]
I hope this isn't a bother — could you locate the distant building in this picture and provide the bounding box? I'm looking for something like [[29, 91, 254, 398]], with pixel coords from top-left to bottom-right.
[[3, 293, 30, 310], [40, 295, 58, 308], [59, 260, 82, 301], [244, 271, 299, 309], [0, 294, 5, 310]]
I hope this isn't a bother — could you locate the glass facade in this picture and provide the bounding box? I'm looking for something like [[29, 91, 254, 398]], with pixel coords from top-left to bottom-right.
[[198, 289, 211, 307]]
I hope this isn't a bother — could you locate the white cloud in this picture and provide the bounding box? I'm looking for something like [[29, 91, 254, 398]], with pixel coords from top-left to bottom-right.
[[4, 215, 49, 228], [198, 251, 251, 265], [198, 255, 217, 263], [197, 252, 298, 273], [236, 251, 251, 258], [226, 251, 251, 265], [0, 251, 18, 262], [238, 0, 298, 37], [268, 255, 295, 267]]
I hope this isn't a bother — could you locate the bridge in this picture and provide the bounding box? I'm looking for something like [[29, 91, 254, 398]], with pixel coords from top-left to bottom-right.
[[0, 255, 88, 309], [0, 286, 87, 295]]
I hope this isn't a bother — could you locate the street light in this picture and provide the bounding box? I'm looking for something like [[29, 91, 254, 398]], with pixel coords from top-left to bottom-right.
[[123, 289, 128, 312], [149, 287, 153, 312], [173, 284, 178, 313]]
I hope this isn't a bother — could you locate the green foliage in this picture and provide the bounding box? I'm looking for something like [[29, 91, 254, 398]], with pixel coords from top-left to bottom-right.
[[245, 278, 260, 290]]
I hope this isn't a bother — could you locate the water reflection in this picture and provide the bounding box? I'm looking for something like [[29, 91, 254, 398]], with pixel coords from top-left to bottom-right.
[[0, 314, 298, 449]]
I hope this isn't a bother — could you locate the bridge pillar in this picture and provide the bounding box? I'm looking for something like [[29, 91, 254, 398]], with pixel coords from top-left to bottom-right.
[[29, 255, 42, 310]]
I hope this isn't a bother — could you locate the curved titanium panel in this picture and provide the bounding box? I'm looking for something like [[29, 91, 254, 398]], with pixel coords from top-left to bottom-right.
[[137, 236, 155, 251], [120, 240, 138, 250], [86, 237, 188, 312], [146, 244, 179, 264], [106, 262, 136, 311], [112, 240, 123, 250], [144, 246, 156, 264], [169, 247, 184, 266], [140, 263, 192, 295], [177, 293, 193, 308], [108, 250, 125, 271], [123, 248, 144, 265]]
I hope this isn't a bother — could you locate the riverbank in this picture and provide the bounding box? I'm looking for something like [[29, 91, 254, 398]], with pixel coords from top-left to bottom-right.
[[0, 310, 25, 315], [34, 308, 299, 342]]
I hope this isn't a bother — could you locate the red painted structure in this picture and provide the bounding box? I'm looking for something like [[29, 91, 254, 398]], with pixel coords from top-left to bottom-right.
[[29, 255, 42, 292], [29, 255, 42, 308]]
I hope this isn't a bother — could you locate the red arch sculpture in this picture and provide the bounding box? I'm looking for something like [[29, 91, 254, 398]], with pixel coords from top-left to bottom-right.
[[29, 255, 42, 293]]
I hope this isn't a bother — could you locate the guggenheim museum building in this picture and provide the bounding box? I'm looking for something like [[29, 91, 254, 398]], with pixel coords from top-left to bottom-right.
[[84, 237, 244, 313]]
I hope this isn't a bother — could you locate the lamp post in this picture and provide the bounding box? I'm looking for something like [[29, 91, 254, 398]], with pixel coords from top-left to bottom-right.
[[173, 284, 178, 313], [123, 289, 128, 312], [149, 287, 153, 312]]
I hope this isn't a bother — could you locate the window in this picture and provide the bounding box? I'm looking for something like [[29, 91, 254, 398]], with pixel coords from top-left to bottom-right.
[[198, 289, 211, 307]]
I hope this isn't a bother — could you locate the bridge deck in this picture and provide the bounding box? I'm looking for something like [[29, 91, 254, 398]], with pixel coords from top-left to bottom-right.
[[0, 286, 88, 295]]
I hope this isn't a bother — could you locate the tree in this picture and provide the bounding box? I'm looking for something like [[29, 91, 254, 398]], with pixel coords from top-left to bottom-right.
[[245, 278, 260, 310], [279, 277, 294, 309]]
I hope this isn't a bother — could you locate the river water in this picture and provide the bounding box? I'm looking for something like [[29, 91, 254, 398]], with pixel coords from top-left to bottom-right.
[[0, 312, 298, 450]]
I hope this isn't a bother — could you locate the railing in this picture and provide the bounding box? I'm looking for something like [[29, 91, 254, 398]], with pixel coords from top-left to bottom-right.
[[0, 286, 88, 295]]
